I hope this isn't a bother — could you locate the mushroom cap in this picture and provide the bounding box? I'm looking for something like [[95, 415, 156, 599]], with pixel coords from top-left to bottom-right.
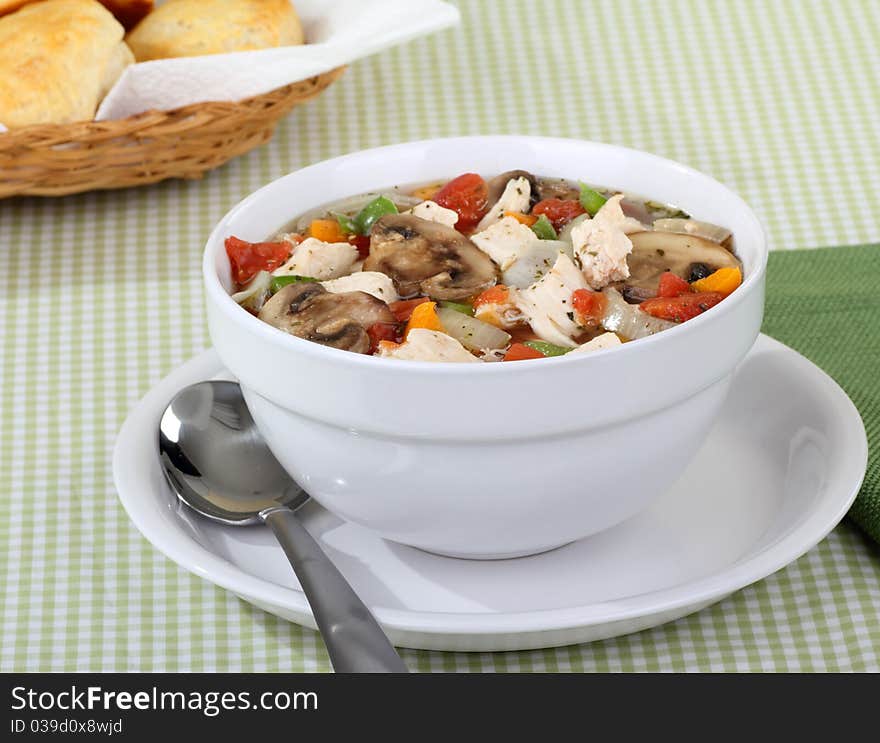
[[532, 176, 581, 202], [258, 282, 395, 354], [365, 213, 499, 300], [621, 231, 742, 294]]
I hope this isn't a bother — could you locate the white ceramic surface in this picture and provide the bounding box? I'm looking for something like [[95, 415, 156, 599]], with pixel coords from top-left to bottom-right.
[[113, 335, 867, 652], [203, 137, 768, 557]]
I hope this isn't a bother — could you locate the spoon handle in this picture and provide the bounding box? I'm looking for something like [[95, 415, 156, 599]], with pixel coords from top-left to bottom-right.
[[263, 508, 408, 673]]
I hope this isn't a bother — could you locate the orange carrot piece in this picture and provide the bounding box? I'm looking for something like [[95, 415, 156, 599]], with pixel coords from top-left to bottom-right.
[[405, 301, 445, 338], [504, 211, 538, 226], [309, 219, 347, 243], [690, 266, 742, 296]]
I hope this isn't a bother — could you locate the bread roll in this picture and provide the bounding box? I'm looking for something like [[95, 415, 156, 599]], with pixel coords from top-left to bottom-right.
[[126, 0, 304, 62], [0, 0, 133, 127]]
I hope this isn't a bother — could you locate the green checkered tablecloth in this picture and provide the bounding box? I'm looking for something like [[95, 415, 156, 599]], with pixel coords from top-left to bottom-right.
[[2, 0, 879, 672]]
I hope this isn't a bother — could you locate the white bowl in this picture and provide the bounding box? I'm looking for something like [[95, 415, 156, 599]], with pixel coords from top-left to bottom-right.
[[203, 136, 767, 559]]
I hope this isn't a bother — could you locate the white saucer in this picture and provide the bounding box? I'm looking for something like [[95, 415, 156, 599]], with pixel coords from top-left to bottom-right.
[[113, 335, 867, 652]]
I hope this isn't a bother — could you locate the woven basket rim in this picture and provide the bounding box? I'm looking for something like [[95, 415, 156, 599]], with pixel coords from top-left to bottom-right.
[[0, 67, 345, 197], [0, 66, 345, 145]]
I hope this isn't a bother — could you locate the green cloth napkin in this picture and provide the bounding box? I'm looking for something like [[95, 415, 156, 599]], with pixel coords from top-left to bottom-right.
[[762, 245, 880, 543]]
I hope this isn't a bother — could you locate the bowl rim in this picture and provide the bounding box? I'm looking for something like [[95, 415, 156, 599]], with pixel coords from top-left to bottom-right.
[[203, 135, 768, 374]]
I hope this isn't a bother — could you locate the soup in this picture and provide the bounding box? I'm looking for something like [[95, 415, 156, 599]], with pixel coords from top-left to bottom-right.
[[224, 170, 741, 362]]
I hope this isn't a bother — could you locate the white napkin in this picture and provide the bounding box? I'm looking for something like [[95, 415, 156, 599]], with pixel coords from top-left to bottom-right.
[[97, 0, 459, 120], [0, 0, 459, 129]]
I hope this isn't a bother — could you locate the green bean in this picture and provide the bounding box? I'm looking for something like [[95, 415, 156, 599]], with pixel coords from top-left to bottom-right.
[[579, 182, 607, 216], [530, 214, 557, 240], [334, 213, 357, 234], [353, 196, 398, 235], [438, 300, 475, 316], [523, 340, 571, 357], [270, 275, 318, 293]]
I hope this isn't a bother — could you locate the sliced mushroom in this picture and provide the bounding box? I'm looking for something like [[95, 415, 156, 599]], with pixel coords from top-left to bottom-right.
[[258, 282, 395, 354], [533, 176, 580, 202], [487, 170, 540, 210], [364, 213, 499, 300], [620, 231, 741, 294]]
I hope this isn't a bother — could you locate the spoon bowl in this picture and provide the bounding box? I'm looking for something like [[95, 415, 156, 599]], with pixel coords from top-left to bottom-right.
[[158, 380, 407, 673], [159, 380, 307, 524]]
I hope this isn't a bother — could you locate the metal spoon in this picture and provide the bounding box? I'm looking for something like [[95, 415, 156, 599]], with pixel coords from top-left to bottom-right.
[[158, 380, 407, 673]]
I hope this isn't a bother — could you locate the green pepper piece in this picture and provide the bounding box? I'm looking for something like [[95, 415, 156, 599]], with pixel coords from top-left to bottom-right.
[[530, 214, 557, 240], [353, 196, 399, 235], [523, 340, 571, 357], [579, 182, 607, 216], [270, 275, 318, 293], [438, 300, 474, 316], [334, 212, 357, 235]]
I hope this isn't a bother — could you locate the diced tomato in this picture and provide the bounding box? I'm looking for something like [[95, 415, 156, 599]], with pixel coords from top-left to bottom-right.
[[225, 236, 291, 287], [503, 342, 546, 361], [640, 291, 725, 323], [473, 284, 510, 308], [657, 271, 691, 298], [532, 199, 586, 231], [349, 234, 371, 259], [367, 322, 400, 353], [432, 173, 489, 232], [388, 297, 430, 323], [571, 288, 606, 325]]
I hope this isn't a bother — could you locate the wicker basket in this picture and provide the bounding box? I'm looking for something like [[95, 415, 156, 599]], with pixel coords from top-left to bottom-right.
[[0, 67, 344, 198]]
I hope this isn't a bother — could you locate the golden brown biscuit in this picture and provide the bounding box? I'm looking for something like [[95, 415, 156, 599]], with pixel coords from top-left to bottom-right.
[[126, 0, 304, 62], [0, 0, 133, 127]]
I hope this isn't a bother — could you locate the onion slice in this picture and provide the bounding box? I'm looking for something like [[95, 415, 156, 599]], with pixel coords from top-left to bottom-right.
[[231, 270, 272, 312], [653, 218, 731, 244], [601, 287, 677, 340], [436, 306, 511, 353]]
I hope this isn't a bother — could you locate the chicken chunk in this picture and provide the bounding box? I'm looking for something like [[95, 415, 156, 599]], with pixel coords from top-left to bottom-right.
[[377, 329, 481, 363], [471, 216, 538, 271], [273, 237, 358, 281], [320, 271, 399, 302], [409, 200, 459, 228], [571, 194, 646, 289], [515, 253, 589, 347], [568, 332, 622, 354], [475, 176, 532, 231]]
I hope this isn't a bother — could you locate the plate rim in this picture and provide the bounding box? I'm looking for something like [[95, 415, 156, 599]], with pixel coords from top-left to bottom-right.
[[113, 334, 868, 638]]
